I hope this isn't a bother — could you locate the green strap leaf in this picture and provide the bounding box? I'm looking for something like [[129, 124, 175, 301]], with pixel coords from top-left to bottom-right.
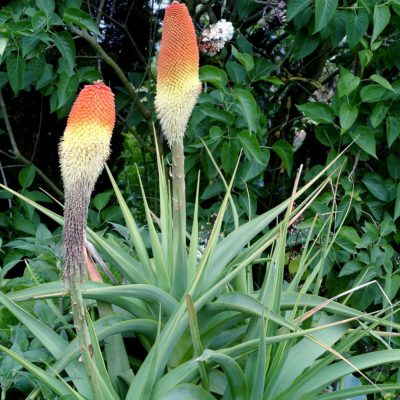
[[197, 350, 248, 400], [316, 383, 400, 400], [0, 344, 84, 399], [162, 383, 217, 400], [281, 350, 400, 399]]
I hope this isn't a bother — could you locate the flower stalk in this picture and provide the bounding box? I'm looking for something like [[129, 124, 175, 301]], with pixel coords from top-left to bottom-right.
[[59, 80, 115, 395], [155, 2, 200, 294]]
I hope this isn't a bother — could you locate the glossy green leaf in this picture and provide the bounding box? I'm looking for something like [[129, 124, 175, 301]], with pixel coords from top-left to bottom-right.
[[387, 153, 400, 180], [0, 37, 8, 59], [199, 105, 234, 125], [57, 72, 78, 108], [226, 61, 248, 85], [372, 5, 391, 44], [337, 69, 360, 97], [51, 31, 76, 75], [221, 139, 240, 174], [370, 103, 387, 128], [32, 10, 47, 31], [338, 261, 362, 277], [360, 85, 388, 103], [386, 116, 400, 148], [272, 140, 294, 175], [349, 126, 377, 158], [394, 184, 400, 220], [359, 49, 373, 69], [345, 9, 369, 48], [250, 58, 275, 81], [362, 173, 388, 202], [234, 0, 259, 20], [200, 66, 227, 90], [231, 45, 254, 72], [36, 0, 55, 17], [18, 165, 36, 188], [339, 103, 358, 132], [370, 74, 393, 91], [232, 88, 258, 133], [239, 130, 265, 166], [6, 52, 26, 94], [287, 0, 312, 21], [36, 63, 54, 89], [314, 0, 338, 33], [64, 7, 100, 35], [293, 34, 320, 59], [297, 102, 335, 124]]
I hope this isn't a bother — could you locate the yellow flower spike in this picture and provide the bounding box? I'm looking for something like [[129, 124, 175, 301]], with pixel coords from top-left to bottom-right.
[[155, 1, 201, 147], [59, 80, 115, 282]]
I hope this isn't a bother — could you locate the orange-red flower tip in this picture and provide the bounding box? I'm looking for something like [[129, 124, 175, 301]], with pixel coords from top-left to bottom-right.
[[66, 80, 115, 133], [155, 2, 201, 146], [59, 81, 115, 191]]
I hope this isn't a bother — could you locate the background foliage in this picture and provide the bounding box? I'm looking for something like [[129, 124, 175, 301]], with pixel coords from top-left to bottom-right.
[[0, 0, 400, 398]]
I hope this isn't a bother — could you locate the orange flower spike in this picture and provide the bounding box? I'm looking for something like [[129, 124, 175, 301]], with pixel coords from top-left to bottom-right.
[[60, 80, 115, 190], [59, 80, 115, 282], [155, 1, 201, 146]]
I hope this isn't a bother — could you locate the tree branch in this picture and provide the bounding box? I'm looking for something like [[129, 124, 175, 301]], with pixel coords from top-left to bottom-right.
[[95, 0, 106, 26], [70, 27, 151, 120], [103, 12, 148, 66], [0, 89, 64, 198], [0, 158, 12, 210], [0, 90, 20, 156]]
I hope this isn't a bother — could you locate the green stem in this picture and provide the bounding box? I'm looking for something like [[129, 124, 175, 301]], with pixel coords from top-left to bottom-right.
[[69, 277, 97, 398], [171, 143, 186, 232], [171, 142, 187, 297]]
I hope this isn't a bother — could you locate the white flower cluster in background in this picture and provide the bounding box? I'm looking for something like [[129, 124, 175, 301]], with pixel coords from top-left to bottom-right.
[[199, 19, 234, 56]]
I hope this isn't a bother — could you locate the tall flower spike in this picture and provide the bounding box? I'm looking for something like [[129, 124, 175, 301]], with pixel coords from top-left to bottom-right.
[[59, 80, 115, 282], [155, 1, 201, 147]]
